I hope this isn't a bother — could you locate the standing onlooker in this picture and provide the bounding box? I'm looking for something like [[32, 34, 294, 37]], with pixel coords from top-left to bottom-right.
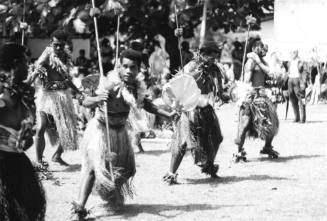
[[288, 50, 306, 123], [309, 47, 321, 105], [100, 38, 114, 73], [75, 49, 91, 76], [220, 39, 234, 64], [149, 35, 170, 85]]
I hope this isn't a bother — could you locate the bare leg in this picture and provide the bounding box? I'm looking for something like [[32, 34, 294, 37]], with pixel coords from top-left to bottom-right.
[[135, 132, 145, 153], [77, 169, 95, 208], [52, 145, 69, 166], [260, 137, 279, 158], [300, 104, 306, 123], [169, 144, 186, 174], [71, 168, 95, 220], [35, 112, 48, 163], [163, 144, 186, 184], [264, 137, 273, 149], [234, 109, 250, 161]]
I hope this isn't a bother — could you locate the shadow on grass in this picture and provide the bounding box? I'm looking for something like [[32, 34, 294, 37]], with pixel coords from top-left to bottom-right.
[[62, 164, 81, 172], [185, 174, 288, 185], [136, 149, 170, 156], [255, 154, 323, 163], [304, 120, 326, 124], [281, 120, 326, 124]]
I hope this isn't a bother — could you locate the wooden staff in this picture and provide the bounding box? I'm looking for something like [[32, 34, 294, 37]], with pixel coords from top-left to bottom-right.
[[115, 15, 120, 67], [241, 24, 251, 82], [199, 0, 208, 48], [21, 0, 26, 45], [237, 16, 254, 154], [91, 0, 114, 179], [174, 4, 184, 71]]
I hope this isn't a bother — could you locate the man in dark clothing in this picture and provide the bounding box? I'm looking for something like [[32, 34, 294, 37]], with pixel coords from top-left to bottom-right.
[[75, 49, 91, 76], [287, 50, 306, 123]]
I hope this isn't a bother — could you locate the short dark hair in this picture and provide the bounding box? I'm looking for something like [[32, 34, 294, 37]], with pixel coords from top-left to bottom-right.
[[79, 49, 85, 54], [120, 49, 142, 68], [130, 40, 143, 52], [50, 29, 68, 41], [200, 41, 220, 54], [249, 38, 262, 52]]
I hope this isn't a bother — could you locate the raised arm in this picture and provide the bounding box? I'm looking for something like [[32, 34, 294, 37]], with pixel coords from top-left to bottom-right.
[[244, 59, 255, 84], [247, 52, 270, 74]]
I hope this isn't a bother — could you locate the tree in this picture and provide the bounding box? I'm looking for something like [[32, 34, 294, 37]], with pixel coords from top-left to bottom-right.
[[1, 0, 274, 72]]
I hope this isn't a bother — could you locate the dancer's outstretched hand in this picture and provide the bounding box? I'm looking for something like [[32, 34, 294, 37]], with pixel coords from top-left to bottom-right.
[[168, 110, 180, 121]]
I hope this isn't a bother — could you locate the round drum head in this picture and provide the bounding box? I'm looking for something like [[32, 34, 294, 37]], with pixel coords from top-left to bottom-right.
[[162, 74, 201, 112]]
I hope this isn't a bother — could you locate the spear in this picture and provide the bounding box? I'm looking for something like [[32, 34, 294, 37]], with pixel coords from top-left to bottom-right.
[[237, 15, 256, 150], [90, 0, 114, 180], [241, 15, 256, 82], [21, 0, 26, 45], [199, 0, 208, 48], [174, 4, 184, 71], [114, 15, 120, 67]]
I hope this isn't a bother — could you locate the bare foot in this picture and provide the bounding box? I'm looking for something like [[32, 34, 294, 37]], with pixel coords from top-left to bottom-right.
[[52, 156, 69, 166]]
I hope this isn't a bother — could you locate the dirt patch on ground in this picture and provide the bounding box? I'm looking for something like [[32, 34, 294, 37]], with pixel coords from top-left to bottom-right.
[[26, 103, 327, 220]]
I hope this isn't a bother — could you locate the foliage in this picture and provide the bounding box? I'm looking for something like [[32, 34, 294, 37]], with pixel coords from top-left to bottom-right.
[[0, 0, 273, 72], [1, 0, 273, 38]]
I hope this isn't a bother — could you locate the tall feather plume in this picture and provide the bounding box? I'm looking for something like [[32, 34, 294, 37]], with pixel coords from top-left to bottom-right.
[[102, 0, 127, 17]]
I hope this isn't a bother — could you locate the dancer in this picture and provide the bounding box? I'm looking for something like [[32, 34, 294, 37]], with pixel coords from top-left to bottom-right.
[[163, 41, 226, 185], [27, 30, 81, 167], [234, 39, 279, 162], [71, 49, 175, 220], [0, 43, 46, 220]]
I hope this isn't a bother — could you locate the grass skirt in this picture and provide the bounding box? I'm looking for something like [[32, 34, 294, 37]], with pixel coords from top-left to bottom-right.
[[81, 116, 135, 206], [35, 89, 78, 150], [241, 92, 279, 140], [0, 151, 46, 221], [171, 105, 223, 167]]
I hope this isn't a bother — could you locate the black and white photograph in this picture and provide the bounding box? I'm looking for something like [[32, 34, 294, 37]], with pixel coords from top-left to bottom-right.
[[0, 0, 326, 220]]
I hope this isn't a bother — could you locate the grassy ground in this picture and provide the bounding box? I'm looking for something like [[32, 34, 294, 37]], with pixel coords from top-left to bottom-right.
[[26, 103, 327, 221]]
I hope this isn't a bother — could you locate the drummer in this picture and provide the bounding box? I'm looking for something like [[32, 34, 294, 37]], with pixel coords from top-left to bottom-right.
[[163, 36, 228, 184]]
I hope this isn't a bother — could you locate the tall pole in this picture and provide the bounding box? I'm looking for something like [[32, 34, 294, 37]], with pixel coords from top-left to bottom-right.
[[91, 0, 114, 179], [241, 24, 251, 82], [115, 15, 120, 67], [174, 4, 184, 71], [199, 0, 208, 48], [21, 0, 26, 45]]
